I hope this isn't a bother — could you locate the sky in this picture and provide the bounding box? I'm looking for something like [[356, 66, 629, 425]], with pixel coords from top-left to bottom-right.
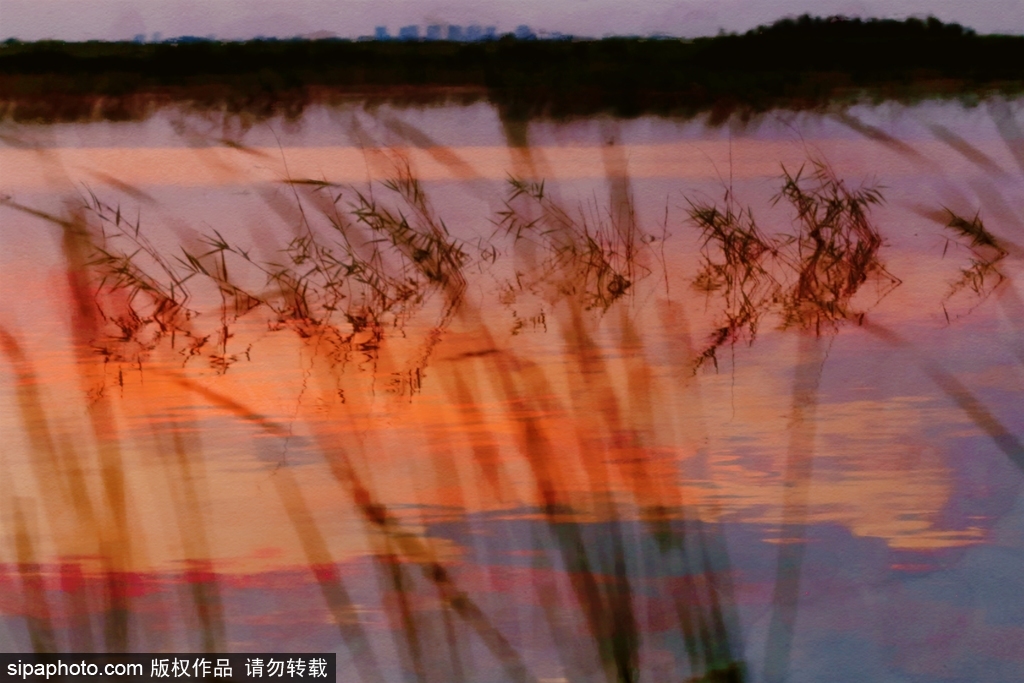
[[0, 0, 1022, 41]]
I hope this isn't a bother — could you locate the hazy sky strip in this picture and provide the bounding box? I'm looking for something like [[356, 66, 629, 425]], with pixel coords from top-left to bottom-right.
[[1, 0, 1022, 41]]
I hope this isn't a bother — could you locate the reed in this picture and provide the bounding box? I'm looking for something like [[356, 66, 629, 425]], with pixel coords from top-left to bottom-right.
[[495, 175, 649, 311], [942, 208, 1009, 304], [686, 158, 900, 370]]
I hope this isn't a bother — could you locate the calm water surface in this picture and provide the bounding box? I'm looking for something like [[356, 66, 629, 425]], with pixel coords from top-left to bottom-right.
[[1, 99, 1023, 682]]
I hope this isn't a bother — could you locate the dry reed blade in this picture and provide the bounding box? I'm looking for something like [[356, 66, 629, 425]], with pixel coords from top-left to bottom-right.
[[863, 322, 1024, 473], [0, 327, 103, 652], [166, 367, 536, 683], [10, 498, 58, 653], [761, 332, 828, 683]]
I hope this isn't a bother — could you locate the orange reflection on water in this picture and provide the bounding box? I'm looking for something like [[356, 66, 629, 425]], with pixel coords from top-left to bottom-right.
[[2, 103, 1022, 678]]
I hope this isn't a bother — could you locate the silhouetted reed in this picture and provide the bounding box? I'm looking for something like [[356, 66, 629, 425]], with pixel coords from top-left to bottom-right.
[[14, 162, 472, 374], [495, 176, 649, 312], [773, 161, 898, 330], [942, 208, 1008, 304], [686, 159, 900, 369], [687, 188, 779, 369]]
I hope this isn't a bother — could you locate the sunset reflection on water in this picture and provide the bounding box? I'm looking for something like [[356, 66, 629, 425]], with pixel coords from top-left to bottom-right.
[[1, 100, 1023, 682]]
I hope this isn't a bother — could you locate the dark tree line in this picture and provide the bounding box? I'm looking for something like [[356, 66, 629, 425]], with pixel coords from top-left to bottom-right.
[[2, 15, 1022, 121]]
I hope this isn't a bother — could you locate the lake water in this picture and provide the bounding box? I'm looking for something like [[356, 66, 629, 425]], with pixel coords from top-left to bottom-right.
[[1, 98, 1023, 682]]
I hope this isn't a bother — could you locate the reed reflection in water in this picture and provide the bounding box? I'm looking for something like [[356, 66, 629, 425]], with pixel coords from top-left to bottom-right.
[[1, 101, 1023, 682]]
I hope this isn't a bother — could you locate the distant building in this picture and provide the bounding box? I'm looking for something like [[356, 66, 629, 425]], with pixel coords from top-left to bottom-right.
[[447, 25, 463, 41], [426, 24, 442, 41], [484, 26, 497, 40], [151, 32, 162, 43], [515, 25, 535, 40], [465, 25, 482, 41], [374, 26, 389, 40], [398, 25, 419, 41], [133, 34, 146, 43]]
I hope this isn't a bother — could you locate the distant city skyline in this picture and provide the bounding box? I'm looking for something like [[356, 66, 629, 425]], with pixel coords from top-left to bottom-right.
[[1, 0, 1022, 42], [372, 24, 504, 42], [115, 24, 544, 43]]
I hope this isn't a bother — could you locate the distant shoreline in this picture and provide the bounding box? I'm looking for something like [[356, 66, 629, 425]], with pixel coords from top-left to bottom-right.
[[2, 15, 1023, 123]]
